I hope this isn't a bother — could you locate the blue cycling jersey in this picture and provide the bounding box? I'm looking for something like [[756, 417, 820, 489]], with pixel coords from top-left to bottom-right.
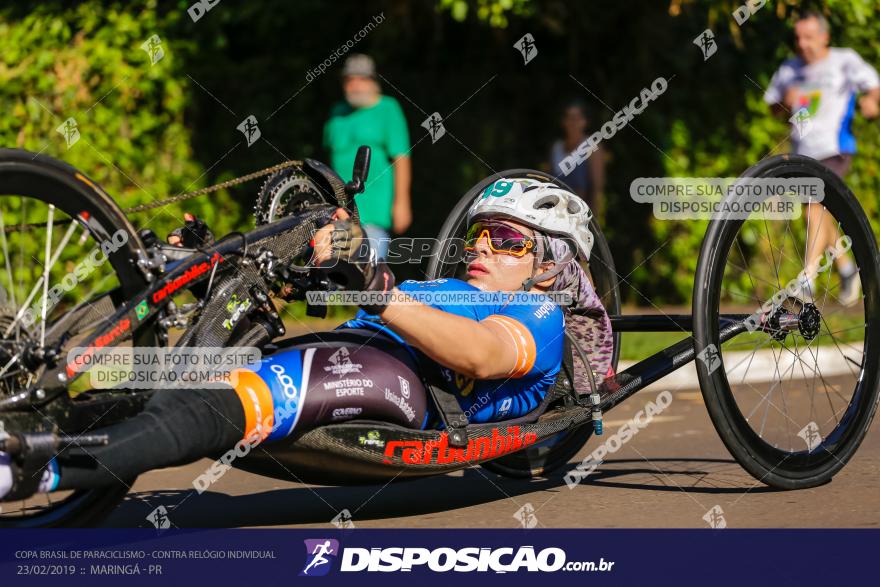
[[343, 278, 565, 424]]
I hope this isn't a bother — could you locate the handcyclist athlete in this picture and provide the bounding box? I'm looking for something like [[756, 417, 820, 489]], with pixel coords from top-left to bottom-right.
[[1, 179, 611, 501]]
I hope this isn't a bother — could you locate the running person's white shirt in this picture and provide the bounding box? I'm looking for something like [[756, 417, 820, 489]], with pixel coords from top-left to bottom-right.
[[764, 47, 880, 160]]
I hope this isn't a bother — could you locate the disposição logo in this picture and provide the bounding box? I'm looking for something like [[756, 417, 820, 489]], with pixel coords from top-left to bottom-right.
[[301, 539, 340, 577]]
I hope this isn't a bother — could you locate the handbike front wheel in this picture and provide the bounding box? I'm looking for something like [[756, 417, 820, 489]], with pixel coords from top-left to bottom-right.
[[0, 150, 157, 526], [693, 154, 880, 489]]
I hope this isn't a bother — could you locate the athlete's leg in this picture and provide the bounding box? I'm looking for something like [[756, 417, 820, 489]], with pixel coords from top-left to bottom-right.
[[54, 386, 246, 490], [249, 330, 429, 438], [2, 330, 428, 498]]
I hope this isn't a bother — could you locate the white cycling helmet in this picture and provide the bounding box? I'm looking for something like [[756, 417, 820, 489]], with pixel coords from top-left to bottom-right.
[[466, 178, 594, 260]]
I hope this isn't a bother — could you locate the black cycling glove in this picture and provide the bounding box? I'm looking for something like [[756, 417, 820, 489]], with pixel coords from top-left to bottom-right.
[[167, 213, 215, 248], [318, 219, 395, 315]]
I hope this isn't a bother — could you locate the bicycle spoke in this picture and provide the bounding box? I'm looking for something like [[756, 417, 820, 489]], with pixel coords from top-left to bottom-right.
[[758, 342, 784, 439], [744, 354, 797, 422], [734, 237, 761, 307], [763, 218, 783, 292], [802, 342, 846, 424], [719, 331, 776, 384], [791, 335, 818, 425], [0, 210, 17, 310], [3, 214, 78, 339], [823, 324, 867, 337], [39, 204, 54, 347], [0, 354, 18, 380], [0, 153, 169, 525], [727, 259, 782, 293]]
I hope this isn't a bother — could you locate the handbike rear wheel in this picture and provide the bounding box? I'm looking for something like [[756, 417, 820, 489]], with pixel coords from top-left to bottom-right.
[[693, 154, 880, 489]]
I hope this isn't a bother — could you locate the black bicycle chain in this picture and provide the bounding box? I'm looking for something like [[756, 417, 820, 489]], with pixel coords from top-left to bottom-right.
[[122, 159, 304, 214], [5, 159, 304, 232]]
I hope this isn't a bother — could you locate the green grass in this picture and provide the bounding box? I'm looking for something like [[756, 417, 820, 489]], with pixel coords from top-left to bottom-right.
[[617, 311, 866, 362], [618, 332, 691, 361]]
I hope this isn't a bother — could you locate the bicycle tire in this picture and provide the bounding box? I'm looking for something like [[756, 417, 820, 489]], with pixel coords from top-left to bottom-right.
[[693, 154, 880, 489], [0, 149, 157, 527]]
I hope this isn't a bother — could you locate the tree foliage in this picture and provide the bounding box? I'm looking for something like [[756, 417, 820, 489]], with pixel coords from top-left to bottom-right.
[[2, 0, 879, 303], [0, 0, 238, 242]]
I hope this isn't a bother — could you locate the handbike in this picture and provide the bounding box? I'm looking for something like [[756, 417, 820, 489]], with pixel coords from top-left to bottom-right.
[[0, 148, 876, 527]]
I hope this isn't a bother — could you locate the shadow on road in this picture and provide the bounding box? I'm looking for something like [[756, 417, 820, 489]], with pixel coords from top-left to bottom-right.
[[102, 457, 778, 528], [573, 457, 779, 494]]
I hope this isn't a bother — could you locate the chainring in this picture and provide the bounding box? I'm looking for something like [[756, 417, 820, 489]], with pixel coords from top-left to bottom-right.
[[254, 169, 327, 225]]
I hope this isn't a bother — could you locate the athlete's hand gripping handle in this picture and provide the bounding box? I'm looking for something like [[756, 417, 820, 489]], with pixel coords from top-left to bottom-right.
[[312, 211, 395, 315]]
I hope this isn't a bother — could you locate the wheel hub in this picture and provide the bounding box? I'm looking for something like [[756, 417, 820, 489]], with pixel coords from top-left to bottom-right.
[[766, 298, 821, 342], [0, 305, 36, 394]]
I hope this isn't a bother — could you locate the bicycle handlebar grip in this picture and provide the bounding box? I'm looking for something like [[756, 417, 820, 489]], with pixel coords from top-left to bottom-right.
[[352, 145, 371, 190], [20, 433, 59, 458]]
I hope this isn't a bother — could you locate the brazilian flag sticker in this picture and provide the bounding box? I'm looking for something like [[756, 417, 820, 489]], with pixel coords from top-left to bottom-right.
[[135, 300, 149, 321]]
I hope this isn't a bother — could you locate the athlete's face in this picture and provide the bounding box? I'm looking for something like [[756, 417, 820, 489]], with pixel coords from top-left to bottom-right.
[[465, 219, 553, 292], [794, 17, 830, 64]]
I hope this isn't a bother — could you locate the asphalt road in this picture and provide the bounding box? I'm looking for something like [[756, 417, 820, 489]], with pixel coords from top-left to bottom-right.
[[98, 373, 880, 529]]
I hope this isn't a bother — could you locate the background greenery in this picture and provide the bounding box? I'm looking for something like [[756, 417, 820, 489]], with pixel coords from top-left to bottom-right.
[[2, 0, 879, 304]]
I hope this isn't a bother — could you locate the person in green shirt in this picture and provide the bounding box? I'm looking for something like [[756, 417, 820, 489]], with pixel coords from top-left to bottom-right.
[[323, 54, 412, 259]]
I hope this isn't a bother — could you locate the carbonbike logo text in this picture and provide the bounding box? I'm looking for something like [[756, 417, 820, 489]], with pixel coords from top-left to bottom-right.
[[193, 364, 299, 493], [339, 546, 614, 573], [565, 390, 673, 488], [304, 13, 385, 82], [383, 426, 537, 465], [559, 77, 668, 175], [15, 229, 128, 328], [744, 235, 852, 332], [152, 252, 223, 304]]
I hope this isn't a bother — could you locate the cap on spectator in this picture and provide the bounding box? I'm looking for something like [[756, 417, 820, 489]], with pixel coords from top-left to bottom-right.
[[342, 54, 376, 79]]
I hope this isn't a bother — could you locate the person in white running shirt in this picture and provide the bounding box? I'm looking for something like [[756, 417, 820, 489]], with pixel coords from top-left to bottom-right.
[[764, 11, 880, 306]]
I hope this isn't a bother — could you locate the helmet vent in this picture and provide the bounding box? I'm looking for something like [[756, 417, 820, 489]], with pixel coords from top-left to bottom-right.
[[533, 194, 560, 210], [567, 199, 583, 214]]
